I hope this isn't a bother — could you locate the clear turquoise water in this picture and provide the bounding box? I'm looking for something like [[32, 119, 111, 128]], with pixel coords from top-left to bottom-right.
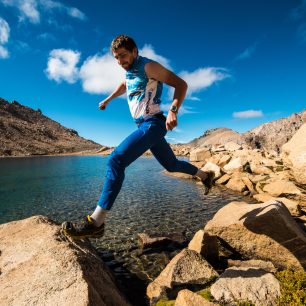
[[0, 155, 250, 305]]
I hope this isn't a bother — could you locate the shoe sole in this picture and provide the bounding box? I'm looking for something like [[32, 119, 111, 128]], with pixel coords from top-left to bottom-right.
[[62, 222, 104, 240], [63, 228, 104, 240]]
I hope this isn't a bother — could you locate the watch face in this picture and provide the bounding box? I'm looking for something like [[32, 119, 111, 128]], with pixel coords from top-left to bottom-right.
[[171, 105, 178, 112]]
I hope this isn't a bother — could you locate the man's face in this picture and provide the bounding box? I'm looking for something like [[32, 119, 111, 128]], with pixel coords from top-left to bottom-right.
[[112, 47, 138, 70]]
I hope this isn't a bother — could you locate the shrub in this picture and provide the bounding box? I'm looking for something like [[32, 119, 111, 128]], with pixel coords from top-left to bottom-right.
[[276, 269, 306, 305]]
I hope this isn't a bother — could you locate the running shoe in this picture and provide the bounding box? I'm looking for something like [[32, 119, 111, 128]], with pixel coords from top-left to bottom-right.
[[62, 215, 105, 239]]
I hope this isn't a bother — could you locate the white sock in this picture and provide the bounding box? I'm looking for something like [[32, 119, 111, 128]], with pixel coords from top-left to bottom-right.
[[90, 206, 108, 227], [195, 169, 208, 181]]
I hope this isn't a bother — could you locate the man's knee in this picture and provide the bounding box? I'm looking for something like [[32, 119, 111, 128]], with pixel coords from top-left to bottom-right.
[[107, 151, 121, 169], [107, 150, 127, 170]]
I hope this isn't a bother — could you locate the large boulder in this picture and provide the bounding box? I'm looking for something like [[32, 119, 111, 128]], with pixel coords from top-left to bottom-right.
[[0, 216, 131, 306], [282, 123, 306, 185], [190, 148, 212, 162], [250, 163, 273, 175], [188, 230, 219, 265], [253, 195, 302, 217], [225, 177, 247, 192], [210, 267, 280, 306], [188, 229, 205, 254], [218, 154, 231, 167], [146, 249, 218, 304], [204, 201, 306, 270], [262, 180, 302, 197], [227, 259, 277, 273], [224, 141, 242, 152], [223, 157, 247, 173]]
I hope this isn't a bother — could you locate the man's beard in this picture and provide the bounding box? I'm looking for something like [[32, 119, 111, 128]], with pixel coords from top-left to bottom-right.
[[122, 58, 135, 70]]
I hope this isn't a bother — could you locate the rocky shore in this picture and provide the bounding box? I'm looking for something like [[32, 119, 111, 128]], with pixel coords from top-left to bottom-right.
[[143, 119, 306, 305], [1, 121, 306, 305], [1, 104, 306, 305]]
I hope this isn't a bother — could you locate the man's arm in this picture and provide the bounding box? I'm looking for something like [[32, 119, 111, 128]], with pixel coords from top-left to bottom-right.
[[145, 62, 187, 130], [99, 81, 126, 110]]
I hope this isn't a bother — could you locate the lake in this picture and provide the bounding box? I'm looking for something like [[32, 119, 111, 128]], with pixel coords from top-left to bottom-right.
[[0, 155, 250, 305]]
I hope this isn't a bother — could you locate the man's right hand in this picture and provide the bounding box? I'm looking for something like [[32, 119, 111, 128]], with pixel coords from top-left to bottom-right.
[[99, 100, 108, 110]]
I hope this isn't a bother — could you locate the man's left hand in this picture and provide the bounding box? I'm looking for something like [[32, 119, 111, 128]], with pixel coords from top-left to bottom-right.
[[166, 111, 177, 131]]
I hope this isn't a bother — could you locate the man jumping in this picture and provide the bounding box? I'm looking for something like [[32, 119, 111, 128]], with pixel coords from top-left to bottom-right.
[[62, 35, 214, 239]]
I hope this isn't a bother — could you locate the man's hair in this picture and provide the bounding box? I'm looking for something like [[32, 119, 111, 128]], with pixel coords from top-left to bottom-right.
[[111, 35, 138, 53]]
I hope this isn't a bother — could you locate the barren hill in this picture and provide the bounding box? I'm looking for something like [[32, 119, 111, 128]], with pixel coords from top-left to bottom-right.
[[242, 110, 306, 152], [186, 110, 306, 152], [0, 98, 102, 157], [187, 128, 243, 148]]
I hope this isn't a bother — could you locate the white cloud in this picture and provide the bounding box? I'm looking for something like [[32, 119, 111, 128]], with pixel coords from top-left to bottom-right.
[[179, 67, 230, 97], [139, 44, 171, 69], [165, 135, 187, 144], [0, 45, 9, 58], [37, 32, 56, 41], [0, 17, 10, 58], [172, 127, 183, 133], [45, 49, 80, 83], [2, 0, 86, 24], [14, 40, 31, 52], [2, 0, 40, 23], [67, 7, 86, 21], [77, 45, 168, 95], [233, 110, 263, 118], [45, 44, 228, 104], [186, 96, 201, 101], [20, 0, 40, 23], [236, 42, 258, 61], [0, 17, 10, 44], [79, 53, 125, 94]]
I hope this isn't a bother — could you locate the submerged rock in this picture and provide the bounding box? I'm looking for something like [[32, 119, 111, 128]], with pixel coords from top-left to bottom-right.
[[137, 232, 186, 249]]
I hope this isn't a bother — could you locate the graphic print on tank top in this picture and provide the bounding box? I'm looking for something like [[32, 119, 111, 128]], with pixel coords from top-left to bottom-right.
[[125, 56, 163, 122]]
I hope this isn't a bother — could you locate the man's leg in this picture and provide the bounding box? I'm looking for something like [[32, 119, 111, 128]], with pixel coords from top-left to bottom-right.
[[150, 137, 215, 193], [150, 137, 198, 174], [62, 119, 167, 238], [96, 120, 165, 212]]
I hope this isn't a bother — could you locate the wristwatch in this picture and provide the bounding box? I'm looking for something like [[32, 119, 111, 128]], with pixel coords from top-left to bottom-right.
[[170, 105, 178, 114]]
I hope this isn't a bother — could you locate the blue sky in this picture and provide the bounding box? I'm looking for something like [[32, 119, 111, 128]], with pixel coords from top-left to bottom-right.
[[0, 0, 305, 146]]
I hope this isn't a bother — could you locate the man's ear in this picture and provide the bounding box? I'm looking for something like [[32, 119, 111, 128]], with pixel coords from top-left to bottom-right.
[[133, 47, 138, 57]]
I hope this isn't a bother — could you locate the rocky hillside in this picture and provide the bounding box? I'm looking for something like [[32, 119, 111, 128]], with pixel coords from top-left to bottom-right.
[[243, 110, 306, 152], [185, 110, 306, 153], [0, 98, 102, 156], [187, 128, 243, 148]]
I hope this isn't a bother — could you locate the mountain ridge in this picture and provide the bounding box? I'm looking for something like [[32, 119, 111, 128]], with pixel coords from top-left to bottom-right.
[[185, 110, 306, 152], [0, 98, 102, 157]]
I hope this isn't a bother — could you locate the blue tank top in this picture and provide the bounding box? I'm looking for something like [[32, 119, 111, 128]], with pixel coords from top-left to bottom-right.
[[125, 56, 163, 123]]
